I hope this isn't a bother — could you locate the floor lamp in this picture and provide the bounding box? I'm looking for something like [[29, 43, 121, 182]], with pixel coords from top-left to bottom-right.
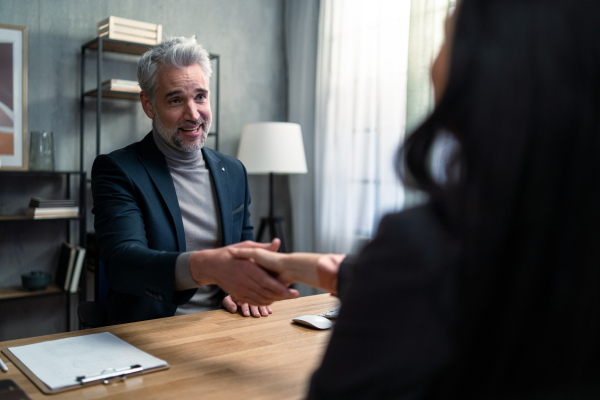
[[237, 122, 307, 252]]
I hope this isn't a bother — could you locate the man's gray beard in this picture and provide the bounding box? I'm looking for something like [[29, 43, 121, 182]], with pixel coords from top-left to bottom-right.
[[153, 112, 211, 152]]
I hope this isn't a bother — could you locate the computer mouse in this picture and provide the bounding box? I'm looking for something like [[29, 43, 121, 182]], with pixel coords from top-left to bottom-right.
[[292, 314, 333, 330]]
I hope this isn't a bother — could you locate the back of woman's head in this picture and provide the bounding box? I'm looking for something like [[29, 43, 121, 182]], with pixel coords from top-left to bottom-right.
[[402, 0, 600, 397]]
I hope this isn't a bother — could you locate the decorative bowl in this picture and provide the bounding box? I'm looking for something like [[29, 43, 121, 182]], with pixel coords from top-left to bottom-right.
[[21, 270, 52, 291]]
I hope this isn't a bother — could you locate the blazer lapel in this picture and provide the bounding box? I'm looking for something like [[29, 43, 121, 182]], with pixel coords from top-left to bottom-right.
[[138, 133, 187, 251], [203, 147, 233, 246]]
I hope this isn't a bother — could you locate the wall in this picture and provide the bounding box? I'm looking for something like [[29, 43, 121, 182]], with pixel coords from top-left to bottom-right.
[[0, 0, 288, 340]]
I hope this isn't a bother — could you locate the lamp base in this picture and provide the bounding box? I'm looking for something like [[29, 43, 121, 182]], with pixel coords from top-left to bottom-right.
[[256, 216, 286, 253]]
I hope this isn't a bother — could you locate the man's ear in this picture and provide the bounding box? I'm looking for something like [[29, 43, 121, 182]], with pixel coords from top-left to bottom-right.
[[140, 92, 154, 119]]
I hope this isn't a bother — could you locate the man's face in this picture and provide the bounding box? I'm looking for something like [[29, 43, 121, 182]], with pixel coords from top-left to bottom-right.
[[141, 64, 212, 151]]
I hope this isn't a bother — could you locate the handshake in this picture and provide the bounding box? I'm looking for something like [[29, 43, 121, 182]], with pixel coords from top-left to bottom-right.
[[188, 238, 344, 317]]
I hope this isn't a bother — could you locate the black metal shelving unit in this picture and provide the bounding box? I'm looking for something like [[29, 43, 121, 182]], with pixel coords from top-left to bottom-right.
[[0, 170, 87, 332]]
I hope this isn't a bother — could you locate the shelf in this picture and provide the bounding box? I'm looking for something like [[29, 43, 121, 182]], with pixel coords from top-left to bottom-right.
[[0, 170, 82, 176], [0, 170, 86, 334], [0, 215, 82, 222], [82, 37, 153, 55], [84, 88, 140, 101], [0, 283, 64, 301]]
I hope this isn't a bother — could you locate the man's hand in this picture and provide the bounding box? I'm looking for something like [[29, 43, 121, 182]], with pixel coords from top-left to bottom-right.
[[190, 239, 299, 306], [229, 247, 344, 294], [222, 295, 272, 317]]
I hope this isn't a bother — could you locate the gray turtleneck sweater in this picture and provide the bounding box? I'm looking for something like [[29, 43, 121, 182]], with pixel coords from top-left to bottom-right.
[[152, 131, 224, 314]]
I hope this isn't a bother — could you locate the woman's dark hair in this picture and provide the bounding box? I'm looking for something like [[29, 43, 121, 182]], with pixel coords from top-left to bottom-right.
[[400, 0, 600, 397]]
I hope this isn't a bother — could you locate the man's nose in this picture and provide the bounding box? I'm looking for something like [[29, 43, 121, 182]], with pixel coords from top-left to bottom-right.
[[183, 100, 200, 121]]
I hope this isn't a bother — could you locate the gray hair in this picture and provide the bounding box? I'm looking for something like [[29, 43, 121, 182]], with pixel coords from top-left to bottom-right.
[[137, 36, 212, 104]]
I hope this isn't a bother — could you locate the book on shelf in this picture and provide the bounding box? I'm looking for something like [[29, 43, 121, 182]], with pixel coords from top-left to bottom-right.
[[55, 242, 86, 293], [102, 78, 141, 93], [29, 197, 76, 208], [56, 242, 77, 291], [69, 247, 87, 293], [28, 206, 79, 218], [28, 197, 79, 218]]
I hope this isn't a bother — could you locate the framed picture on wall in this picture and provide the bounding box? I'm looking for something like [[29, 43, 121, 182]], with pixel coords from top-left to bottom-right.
[[0, 24, 27, 170]]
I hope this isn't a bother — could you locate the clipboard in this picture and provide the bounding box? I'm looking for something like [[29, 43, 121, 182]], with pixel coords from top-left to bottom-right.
[[1, 332, 169, 394]]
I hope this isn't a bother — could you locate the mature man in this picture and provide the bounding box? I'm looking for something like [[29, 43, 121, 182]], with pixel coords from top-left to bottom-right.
[[92, 37, 297, 325]]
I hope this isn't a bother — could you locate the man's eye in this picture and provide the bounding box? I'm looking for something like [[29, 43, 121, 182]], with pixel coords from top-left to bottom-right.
[[168, 98, 180, 104], [196, 94, 207, 101]]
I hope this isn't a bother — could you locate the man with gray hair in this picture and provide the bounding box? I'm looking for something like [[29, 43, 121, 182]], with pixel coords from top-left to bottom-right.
[[91, 37, 297, 325]]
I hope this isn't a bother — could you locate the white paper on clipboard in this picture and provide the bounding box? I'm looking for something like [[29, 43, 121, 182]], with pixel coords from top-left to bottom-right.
[[4, 332, 168, 392]]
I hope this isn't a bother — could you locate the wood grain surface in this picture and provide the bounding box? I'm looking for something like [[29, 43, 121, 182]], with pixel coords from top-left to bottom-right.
[[0, 294, 339, 399]]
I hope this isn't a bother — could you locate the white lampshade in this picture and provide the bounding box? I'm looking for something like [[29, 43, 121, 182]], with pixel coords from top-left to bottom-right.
[[237, 122, 308, 174]]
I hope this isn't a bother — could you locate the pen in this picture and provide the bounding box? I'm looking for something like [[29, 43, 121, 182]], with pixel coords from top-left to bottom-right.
[[0, 357, 8, 372]]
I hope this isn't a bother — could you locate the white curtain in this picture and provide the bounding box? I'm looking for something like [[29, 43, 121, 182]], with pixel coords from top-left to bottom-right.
[[314, 0, 450, 254], [315, 0, 410, 254]]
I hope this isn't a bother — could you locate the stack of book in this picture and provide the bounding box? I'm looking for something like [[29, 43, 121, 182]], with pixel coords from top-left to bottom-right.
[[28, 197, 79, 219], [55, 241, 87, 293], [102, 79, 141, 93]]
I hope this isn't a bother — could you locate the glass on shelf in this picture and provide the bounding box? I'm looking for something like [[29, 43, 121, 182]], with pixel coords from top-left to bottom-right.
[[28, 131, 55, 171]]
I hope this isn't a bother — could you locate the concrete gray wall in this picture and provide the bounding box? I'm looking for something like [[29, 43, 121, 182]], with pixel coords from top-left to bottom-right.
[[2, 0, 287, 163], [0, 0, 288, 340]]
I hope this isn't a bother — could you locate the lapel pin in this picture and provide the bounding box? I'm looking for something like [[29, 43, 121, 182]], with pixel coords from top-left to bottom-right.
[[221, 167, 225, 172]]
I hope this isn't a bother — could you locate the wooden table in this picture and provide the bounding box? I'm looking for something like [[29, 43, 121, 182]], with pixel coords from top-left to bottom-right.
[[0, 294, 339, 399]]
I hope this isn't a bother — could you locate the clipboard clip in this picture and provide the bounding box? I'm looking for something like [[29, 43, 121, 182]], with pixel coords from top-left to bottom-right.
[[76, 364, 143, 385]]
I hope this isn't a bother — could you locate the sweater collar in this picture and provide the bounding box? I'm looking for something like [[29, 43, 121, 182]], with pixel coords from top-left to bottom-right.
[[152, 129, 204, 168]]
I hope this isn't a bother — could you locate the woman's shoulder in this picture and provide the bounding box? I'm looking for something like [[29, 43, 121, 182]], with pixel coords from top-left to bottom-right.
[[376, 203, 451, 248], [350, 202, 459, 285]]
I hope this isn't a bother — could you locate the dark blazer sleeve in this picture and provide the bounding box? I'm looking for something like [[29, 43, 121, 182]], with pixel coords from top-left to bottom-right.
[[308, 205, 459, 399]]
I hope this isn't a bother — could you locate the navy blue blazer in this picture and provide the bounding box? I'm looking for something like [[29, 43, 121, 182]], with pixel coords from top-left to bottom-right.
[[91, 132, 254, 324]]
